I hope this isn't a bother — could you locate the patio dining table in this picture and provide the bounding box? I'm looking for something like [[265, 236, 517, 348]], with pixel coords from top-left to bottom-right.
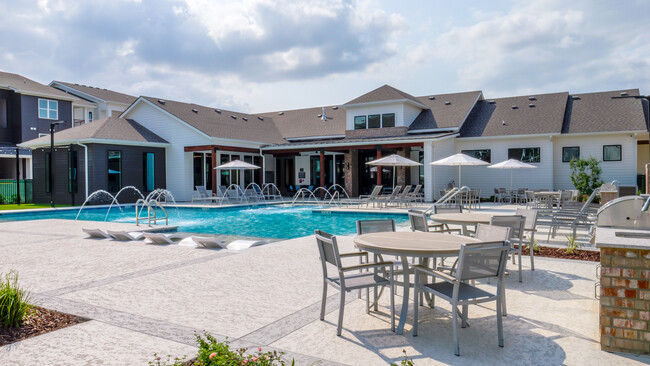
[[353, 231, 480, 334], [535, 191, 561, 209], [429, 212, 494, 235]]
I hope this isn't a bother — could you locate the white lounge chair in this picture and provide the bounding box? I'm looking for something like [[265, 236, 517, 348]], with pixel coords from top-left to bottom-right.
[[107, 230, 145, 241], [191, 236, 264, 250], [82, 228, 111, 239], [191, 186, 220, 204], [142, 232, 188, 244], [227, 239, 265, 250]]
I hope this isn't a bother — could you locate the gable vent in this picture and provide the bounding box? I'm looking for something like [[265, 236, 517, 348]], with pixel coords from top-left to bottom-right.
[[444, 101, 451, 105], [215, 109, 221, 113], [428, 96, 436, 100], [257, 116, 264, 121], [192, 108, 198, 113], [278, 112, 284, 115], [528, 104, 535, 108], [242, 117, 248, 121], [231, 115, 237, 119], [157, 99, 166, 105], [511, 105, 518, 109], [528, 96, 536, 101]]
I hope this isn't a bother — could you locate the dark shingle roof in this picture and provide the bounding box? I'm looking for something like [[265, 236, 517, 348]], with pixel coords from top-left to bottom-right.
[[562, 89, 648, 133], [259, 106, 346, 140], [459, 92, 569, 138], [20, 117, 167, 146], [343, 85, 425, 107], [142, 97, 286, 144], [53, 81, 136, 105], [409, 91, 482, 130], [0, 71, 92, 104]]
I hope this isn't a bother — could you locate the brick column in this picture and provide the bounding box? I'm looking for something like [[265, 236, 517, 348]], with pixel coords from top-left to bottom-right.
[[376, 150, 382, 186], [344, 151, 354, 197], [600, 247, 650, 354], [396, 148, 409, 187]]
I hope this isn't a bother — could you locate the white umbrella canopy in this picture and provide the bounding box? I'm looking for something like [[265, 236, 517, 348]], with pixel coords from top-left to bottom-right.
[[488, 159, 537, 190], [214, 160, 260, 186], [430, 153, 489, 187], [366, 154, 422, 188]]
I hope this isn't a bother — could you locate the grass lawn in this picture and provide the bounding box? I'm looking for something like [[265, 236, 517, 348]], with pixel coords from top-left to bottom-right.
[[0, 204, 72, 210]]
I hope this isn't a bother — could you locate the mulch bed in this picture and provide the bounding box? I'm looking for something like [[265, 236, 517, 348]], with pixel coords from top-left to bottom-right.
[[0, 306, 87, 346], [521, 246, 600, 262]]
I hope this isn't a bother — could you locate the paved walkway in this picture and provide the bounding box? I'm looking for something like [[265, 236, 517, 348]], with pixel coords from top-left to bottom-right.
[[0, 218, 647, 365]]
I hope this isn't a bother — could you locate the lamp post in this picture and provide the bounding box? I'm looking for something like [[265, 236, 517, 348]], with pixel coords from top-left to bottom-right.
[[49, 121, 65, 208]]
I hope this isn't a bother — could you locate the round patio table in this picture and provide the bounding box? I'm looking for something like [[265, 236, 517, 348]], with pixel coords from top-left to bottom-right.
[[353, 231, 480, 334], [430, 212, 494, 235], [535, 191, 560, 209]]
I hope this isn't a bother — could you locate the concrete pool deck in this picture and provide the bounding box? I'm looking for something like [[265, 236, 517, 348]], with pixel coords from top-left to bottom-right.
[[0, 218, 648, 365]]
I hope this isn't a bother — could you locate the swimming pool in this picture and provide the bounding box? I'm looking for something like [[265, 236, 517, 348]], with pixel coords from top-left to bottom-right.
[[0, 205, 409, 239]]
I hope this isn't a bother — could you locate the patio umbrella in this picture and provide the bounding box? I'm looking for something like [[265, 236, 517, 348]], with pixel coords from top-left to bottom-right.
[[214, 159, 260, 186], [430, 153, 489, 187], [366, 154, 422, 189], [487, 159, 537, 191]]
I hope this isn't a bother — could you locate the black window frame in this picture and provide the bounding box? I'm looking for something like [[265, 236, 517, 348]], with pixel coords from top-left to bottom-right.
[[143, 152, 155, 192], [354, 115, 366, 130], [508, 147, 541, 163], [107, 150, 122, 192], [382, 113, 395, 128], [367, 114, 380, 129], [461, 149, 491, 163], [603, 145, 622, 162], [562, 146, 580, 163]]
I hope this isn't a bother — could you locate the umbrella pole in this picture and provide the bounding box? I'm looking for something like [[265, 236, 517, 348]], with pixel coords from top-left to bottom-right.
[[458, 166, 462, 187], [510, 170, 513, 191], [393, 166, 396, 190]]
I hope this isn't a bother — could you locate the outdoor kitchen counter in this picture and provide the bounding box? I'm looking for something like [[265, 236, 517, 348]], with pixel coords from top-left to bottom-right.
[[595, 227, 650, 250]]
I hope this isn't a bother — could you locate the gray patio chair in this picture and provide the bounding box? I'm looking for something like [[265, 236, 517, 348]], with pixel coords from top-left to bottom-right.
[[377, 185, 402, 207], [524, 190, 537, 208], [315, 230, 394, 336], [356, 219, 396, 305], [192, 186, 220, 204], [490, 215, 526, 283], [413, 240, 509, 356], [431, 206, 464, 234], [515, 208, 539, 271], [395, 185, 412, 207], [409, 185, 423, 204], [409, 209, 460, 234], [358, 185, 383, 208]]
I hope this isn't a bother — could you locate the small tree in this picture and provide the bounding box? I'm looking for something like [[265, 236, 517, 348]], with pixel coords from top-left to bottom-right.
[[570, 157, 603, 197]]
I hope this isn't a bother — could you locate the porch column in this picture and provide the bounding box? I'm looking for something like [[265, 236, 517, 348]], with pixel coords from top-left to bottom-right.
[[424, 141, 434, 202], [396, 148, 409, 187], [319, 150, 325, 188], [211, 147, 218, 194], [376, 149, 382, 186]]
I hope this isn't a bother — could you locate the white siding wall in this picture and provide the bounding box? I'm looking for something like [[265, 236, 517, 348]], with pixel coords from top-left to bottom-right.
[[637, 144, 649, 174], [123, 103, 213, 201], [553, 134, 638, 190], [455, 136, 554, 197], [403, 104, 422, 128], [295, 155, 310, 186], [430, 138, 456, 200], [264, 155, 275, 184], [345, 103, 407, 129]]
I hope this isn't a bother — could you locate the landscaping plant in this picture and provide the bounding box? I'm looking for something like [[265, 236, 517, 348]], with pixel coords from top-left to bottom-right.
[[390, 349, 414, 366], [569, 157, 603, 199], [0, 271, 32, 327], [565, 235, 581, 255]]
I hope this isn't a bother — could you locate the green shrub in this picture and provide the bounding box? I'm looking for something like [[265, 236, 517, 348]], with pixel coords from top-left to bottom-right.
[[565, 235, 581, 255], [0, 271, 32, 327], [390, 349, 414, 366], [148, 353, 188, 366], [569, 158, 603, 198]]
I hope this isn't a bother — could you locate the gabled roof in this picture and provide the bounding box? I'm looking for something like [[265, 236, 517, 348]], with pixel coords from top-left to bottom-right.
[[140, 97, 286, 144], [259, 106, 346, 140], [409, 91, 483, 131], [343, 84, 427, 108], [0, 71, 93, 106], [459, 92, 569, 138], [19, 117, 168, 147], [562, 89, 649, 134], [51, 81, 136, 105]]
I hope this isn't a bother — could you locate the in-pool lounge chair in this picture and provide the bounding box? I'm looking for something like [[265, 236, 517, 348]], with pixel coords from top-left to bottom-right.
[[107, 230, 145, 241], [142, 232, 188, 244], [82, 228, 111, 239], [189, 236, 265, 250]]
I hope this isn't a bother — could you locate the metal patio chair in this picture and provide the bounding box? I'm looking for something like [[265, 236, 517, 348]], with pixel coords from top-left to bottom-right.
[[515, 208, 539, 271], [413, 240, 509, 356], [358, 185, 383, 208], [489, 215, 526, 283], [315, 230, 395, 336]]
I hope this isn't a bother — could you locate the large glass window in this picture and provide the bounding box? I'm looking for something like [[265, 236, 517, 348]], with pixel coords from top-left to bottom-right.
[[562, 147, 580, 163], [205, 153, 212, 189], [193, 153, 204, 188], [38, 99, 58, 120], [107, 150, 122, 192], [143, 152, 155, 191], [367, 114, 380, 129], [220, 154, 230, 187], [603, 145, 622, 161], [508, 147, 540, 163], [462, 149, 491, 163], [68, 151, 78, 193], [0, 99, 7, 128], [244, 156, 253, 186], [253, 156, 261, 184], [354, 116, 366, 130], [382, 113, 395, 128]]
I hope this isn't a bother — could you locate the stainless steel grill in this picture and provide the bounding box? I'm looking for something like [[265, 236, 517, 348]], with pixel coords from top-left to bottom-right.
[[597, 195, 650, 232]]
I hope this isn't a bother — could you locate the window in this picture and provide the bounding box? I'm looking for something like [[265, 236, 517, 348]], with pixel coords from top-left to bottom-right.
[[562, 147, 580, 162], [88, 111, 93, 122], [367, 114, 380, 129], [462, 149, 491, 163], [382, 113, 395, 128], [0, 99, 6, 128], [244, 156, 253, 186], [193, 153, 204, 188], [354, 116, 366, 130], [508, 147, 540, 163], [38, 99, 58, 120], [68, 151, 78, 193], [143, 152, 155, 191], [107, 150, 122, 192], [603, 145, 622, 161], [45, 152, 51, 193]]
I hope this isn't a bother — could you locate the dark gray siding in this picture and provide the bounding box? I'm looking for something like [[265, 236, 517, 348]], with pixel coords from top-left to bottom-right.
[[0, 90, 22, 144], [32, 143, 166, 205], [20, 95, 73, 143]]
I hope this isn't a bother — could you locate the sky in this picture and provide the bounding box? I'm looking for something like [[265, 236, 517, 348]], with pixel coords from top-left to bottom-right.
[[1, 0, 648, 113]]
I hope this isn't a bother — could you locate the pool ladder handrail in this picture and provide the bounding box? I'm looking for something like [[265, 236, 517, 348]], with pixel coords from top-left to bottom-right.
[[135, 199, 169, 227], [424, 186, 470, 214]]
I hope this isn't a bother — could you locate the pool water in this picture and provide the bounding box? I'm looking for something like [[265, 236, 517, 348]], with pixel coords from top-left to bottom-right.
[[0, 205, 409, 239]]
